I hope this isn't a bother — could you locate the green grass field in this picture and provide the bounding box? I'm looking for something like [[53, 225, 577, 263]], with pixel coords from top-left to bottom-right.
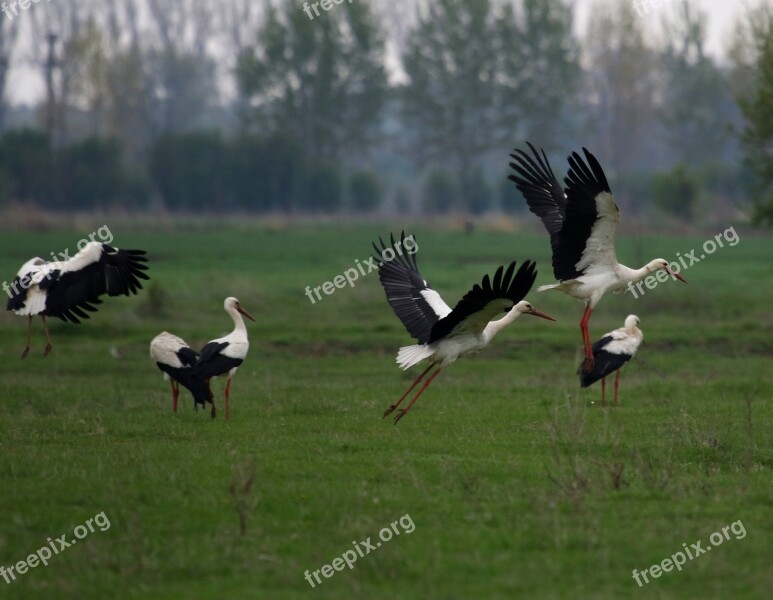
[[0, 224, 771, 599]]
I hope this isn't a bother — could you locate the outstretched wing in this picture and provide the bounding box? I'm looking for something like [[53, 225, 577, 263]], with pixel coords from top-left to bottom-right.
[[42, 242, 150, 323], [561, 148, 620, 279], [429, 260, 538, 342], [373, 232, 451, 345]]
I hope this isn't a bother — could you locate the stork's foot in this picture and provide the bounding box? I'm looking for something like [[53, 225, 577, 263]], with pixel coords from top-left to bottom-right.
[[21, 346, 30, 359], [383, 404, 399, 418], [581, 356, 594, 373], [393, 409, 410, 424], [43, 343, 52, 357]]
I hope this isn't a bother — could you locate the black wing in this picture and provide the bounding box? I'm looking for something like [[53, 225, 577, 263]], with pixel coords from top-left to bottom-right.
[[373, 232, 451, 345], [42, 244, 150, 323], [6, 275, 27, 311], [176, 347, 199, 367], [428, 260, 538, 343], [195, 341, 243, 380], [579, 335, 632, 388]]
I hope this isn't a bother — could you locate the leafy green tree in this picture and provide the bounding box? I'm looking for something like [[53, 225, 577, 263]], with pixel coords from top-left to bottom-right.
[[651, 165, 699, 221], [732, 3, 773, 225], [0, 129, 52, 204], [349, 169, 383, 213], [422, 169, 460, 214], [236, 0, 386, 160]]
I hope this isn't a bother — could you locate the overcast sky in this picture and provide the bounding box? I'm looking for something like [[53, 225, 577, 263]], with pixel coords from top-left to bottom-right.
[[6, 0, 748, 105]]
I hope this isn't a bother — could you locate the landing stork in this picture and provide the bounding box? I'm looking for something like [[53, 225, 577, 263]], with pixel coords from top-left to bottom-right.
[[195, 297, 255, 420], [150, 332, 211, 412], [5, 241, 149, 357], [508, 143, 686, 371], [579, 315, 643, 406], [374, 232, 555, 424]]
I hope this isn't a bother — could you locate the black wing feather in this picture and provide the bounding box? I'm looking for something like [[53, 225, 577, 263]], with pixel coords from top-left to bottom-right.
[[428, 260, 538, 343], [195, 341, 243, 380], [374, 232, 445, 345], [579, 335, 632, 388], [43, 245, 149, 322]]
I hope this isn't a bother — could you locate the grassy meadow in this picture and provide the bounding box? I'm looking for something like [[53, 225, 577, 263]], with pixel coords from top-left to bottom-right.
[[0, 223, 771, 599]]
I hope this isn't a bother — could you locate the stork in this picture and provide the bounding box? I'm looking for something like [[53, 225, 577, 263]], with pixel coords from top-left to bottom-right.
[[579, 315, 643, 406], [508, 143, 686, 372], [150, 332, 211, 413], [5, 241, 149, 357], [374, 232, 555, 424], [195, 297, 255, 420]]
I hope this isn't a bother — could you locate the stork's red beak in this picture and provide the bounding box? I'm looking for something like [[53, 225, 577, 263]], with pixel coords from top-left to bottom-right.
[[237, 306, 256, 322], [529, 309, 556, 321], [667, 268, 687, 284]]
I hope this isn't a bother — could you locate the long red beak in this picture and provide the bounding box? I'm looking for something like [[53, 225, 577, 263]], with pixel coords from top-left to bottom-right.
[[667, 269, 687, 284], [237, 306, 256, 322], [529, 309, 556, 321]]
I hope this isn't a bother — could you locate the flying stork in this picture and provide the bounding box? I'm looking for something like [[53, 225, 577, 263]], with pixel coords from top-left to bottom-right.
[[374, 232, 555, 424], [150, 332, 211, 413], [195, 297, 255, 420], [5, 241, 149, 358], [508, 143, 686, 371], [579, 315, 643, 406]]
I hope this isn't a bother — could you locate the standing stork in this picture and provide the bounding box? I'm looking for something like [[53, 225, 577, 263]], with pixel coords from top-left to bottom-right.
[[374, 233, 555, 424], [5, 241, 149, 357], [508, 143, 686, 371], [195, 297, 255, 420], [150, 332, 211, 413], [579, 315, 643, 406]]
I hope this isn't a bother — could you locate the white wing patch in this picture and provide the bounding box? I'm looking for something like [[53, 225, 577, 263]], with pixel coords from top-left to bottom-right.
[[150, 332, 191, 368], [601, 327, 642, 357], [576, 191, 620, 275], [420, 288, 452, 318]]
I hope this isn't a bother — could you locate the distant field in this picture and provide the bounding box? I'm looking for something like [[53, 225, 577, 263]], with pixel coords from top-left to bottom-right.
[[0, 224, 771, 599]]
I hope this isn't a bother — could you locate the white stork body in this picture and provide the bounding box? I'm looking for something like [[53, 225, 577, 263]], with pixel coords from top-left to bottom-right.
[[509, 143, 685, 371], [150, 332, 210, 413], [196, 297, 255, 420], [579, 315, 643, 406], [374, 233, 555, 423], [5, 241, 149, 357]]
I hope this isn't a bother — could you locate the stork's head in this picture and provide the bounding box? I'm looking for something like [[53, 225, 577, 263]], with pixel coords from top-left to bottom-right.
[[224, 297, 256, 322], [624, 314, 641, 329], [648, 259, 687, 283], [514, 300, 556, 321]]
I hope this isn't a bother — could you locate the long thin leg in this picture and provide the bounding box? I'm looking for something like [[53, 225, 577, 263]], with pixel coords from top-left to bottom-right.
[[394, 368, 443, 424], [209, 380, 216, 419], [384, 364, 434, 418], [580, 304, 594, 372], [601, 377, 606, 407], [614, 369, 621, 406], [41, 315, 52, 357], [225, 376, 232, 421], [22, 316, 32, 358], [171, 381, 179, 414]]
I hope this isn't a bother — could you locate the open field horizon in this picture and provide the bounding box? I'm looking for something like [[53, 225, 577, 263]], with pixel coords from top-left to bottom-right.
[[0, 224, 771, 599]]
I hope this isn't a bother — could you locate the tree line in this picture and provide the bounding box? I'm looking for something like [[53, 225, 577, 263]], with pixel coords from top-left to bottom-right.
[[0, 0, 769, 222]]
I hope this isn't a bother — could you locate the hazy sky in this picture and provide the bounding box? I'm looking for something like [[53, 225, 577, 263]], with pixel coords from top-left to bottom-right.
[[6, 0, 748, 105]]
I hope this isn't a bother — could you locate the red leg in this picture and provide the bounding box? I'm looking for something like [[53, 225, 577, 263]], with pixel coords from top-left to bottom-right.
[[600, 377, 606, 407], [394, 368, 443, 424], [384, 364, 433, 417], [225, 377, 232, 421], [171, 381, 179, 413], [22, 316, 32, 359], [580, 304, 594, 372], [41, 315, 52, 357], [614, 369, 621, 406]]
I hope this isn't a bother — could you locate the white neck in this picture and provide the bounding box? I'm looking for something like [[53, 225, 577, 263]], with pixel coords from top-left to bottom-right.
[[228, 307, 247, 334], [481, 310, 522, 344], [618, 263, 653, 284]]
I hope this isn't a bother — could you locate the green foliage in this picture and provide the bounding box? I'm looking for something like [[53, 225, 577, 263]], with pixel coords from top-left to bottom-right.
[[651, 165, 699, 220], [422, 169, 459, 214], [0, 128, 52, 203], [148, 131, 229, 210], [348, 169, 383, 212], [236, 1, 386, 159], [58, 137, 129, 209], [302, 163, 344, 213]]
